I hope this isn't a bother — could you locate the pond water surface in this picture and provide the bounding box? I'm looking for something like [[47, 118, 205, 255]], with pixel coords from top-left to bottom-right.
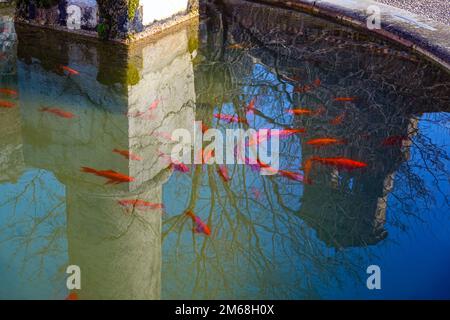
[[0, 1, 449, 299]]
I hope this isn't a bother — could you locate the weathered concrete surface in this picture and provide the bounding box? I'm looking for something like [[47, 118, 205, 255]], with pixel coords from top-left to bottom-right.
[[376, 0, 450, 26], [240, 0, 450, 71]]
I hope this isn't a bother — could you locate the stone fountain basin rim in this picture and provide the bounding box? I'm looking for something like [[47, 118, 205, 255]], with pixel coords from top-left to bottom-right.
[[240, 0, 450, 72]]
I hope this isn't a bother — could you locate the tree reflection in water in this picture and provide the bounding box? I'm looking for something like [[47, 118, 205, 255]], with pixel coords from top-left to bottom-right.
[[0, 0, 449, 299]]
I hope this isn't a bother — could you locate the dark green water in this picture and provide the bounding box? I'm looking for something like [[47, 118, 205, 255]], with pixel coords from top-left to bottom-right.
[[0, 2, 449, 299]]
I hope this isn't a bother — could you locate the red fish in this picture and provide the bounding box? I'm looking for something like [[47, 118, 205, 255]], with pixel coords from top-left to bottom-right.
[[214, 113, 248, 124], [217, 165, 230, 182], [334, 97, 356, 102], [0, 88, 18, 96], [113, 149, 142, 161], [65, 292, 79, 301], [81, 167, 135, 184], [61, 65, 79, 75], [279, 170, 304, 182], [118, 199, 164, 211], [382, 135, 408, 146], [302, 157, 367, 184], [186, 211, 211, 236], [201, 123, 209, 134], [251, 187, 261, 200], [306, 138, 346, 147], [248, 129, 306, 146], [313, 78, 321, 86], [309, 157, 367, 170], [330, 112, 346, 125], [202, 149, 215, 164], [148, 99, 160, 111], [40, 107, 75, 119], [0, 100, 15, 108], [159, 151, 190, 173], [246, 98, 257, 115], [287, 108, 323, 116]]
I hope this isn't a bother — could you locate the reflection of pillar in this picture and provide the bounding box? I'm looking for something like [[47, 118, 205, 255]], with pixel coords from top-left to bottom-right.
[[0, 16, 22, 183], [16, 18, 197, 298], [66, 186, 163, 300]]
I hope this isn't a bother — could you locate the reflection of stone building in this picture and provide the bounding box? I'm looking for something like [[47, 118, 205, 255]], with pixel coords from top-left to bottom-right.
[[3, 21, 197, 299], [203, 0, 449, 248]]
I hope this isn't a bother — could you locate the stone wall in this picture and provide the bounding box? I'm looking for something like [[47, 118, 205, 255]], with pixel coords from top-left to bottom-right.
[[15, 0, 199, 41]]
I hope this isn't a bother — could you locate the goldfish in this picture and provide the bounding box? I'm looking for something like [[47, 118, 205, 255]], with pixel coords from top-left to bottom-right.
[[279, 170, 304, 182], [61, 65, 79, 75], [65, 292, 79, 301], [248, 129, 306, 146], [0, 100, 15, 108], [148, 99, 160, 111], [246, 98, 257, 115], [203, 149, 215, 164], [217, 165, 230, 182], [118, 199, 164, 211], [287, 108, 323, 116], [334, 97, 356, 102], [214, 114, 248, 124], [0, 88, 18, 96], [330, 112, 346, 125], [306, 138, 346, 147], [201, 123, 209, 134], [159, 151, 190, 173], [227, 43, 249, 50], [113, 149, 142, 161], [313, 78, 321, 86], [382, 135, 408, 146], [81, 167, 135, 184], [186, 211, 211, 236], [153, 131, 176, 142], [40, 107, 75, 119], [251, 187, 261, 200], [294, 84, 313, 93], [294, 78, 321, 93]]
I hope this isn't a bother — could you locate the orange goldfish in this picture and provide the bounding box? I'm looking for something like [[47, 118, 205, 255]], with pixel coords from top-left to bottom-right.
[[309, 157, 368, 170], [246, 98, 257, 115], [279, 170, 304, 182], [61, 65, 79, 75], [382, 135, 408, 146], [186, 211, 211, 236], [148, 99, 160, 111], [81, 167, 135, 184], [0, 88, 18, 96], [248, 129, 306, 146], [334, 97, 356, 102], [330, 112, 346, 125], [251, 187, 261, 200], [0, 100, 15, 108], [113, 149, 142, 161], [158, 151, 190, 173], [217, 165, 230, 182], [287, 108, 323, 116], [65, 292, 79, 301], [306, 138, 346, 147], [118, 199, 164, 211], [227, 43, 249, 50], [214, 113, 248, 124], [40, 107, 75, 119]]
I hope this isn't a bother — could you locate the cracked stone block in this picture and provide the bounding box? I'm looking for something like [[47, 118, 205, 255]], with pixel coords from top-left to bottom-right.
[[67, 0, 98, 30]]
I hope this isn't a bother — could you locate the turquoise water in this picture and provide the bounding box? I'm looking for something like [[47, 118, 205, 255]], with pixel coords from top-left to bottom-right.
[[0, 2, 449, 299]]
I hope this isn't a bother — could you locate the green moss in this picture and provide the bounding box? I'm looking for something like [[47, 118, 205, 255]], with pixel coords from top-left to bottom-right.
[[126, 63, 140, 86], [128, 0, 139, 21], [97, 23, 110, 40]]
